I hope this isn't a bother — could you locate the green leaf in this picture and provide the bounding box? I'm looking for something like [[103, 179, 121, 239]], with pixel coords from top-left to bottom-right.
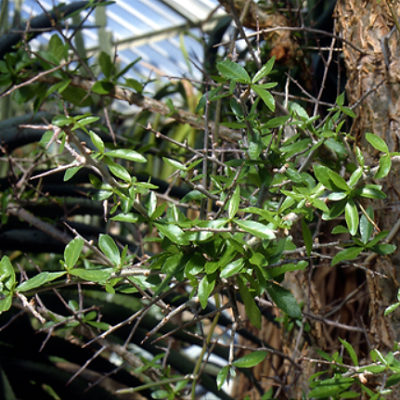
[[308, 377, 354, 398], [301, 219, 312, 257], [336, 92, 345, 106], [198, 274, 216, 309], [99, 234, 121, 267], [52, 115, 72, 127], [232, 350, 268, 368], [106, 149, 147, 163], [339, 337, 358, 366], [216, 365, 229, 390], [49, 34, 64, 62], [229, 186, 240, 220], [252, 85, 275, 112], [0, 256, 15, 291], [88, 130, 105, 153], [366, 132, 389, 153], [268, 260, 308, 278], [16, 272, 66, 292], [348, 167, 363, 188], [64, 166, 82, 181], [180, 190, 207, 203], [69, 268, 113, 283], [356, 185, 387, 199], [124, 78, 143, 93], [92, 80, 114, 94], [0, 295, 12, 313], [328, 170, 350, 191], [235, 220, 275, 240], [266, 282, 301, 318], [237, 276, 261, 329], [107, 162, 131, 182], [99, 51, 113, 78], [386, 373, 400, 388], [345, 199, 359, 236], [220, 258, 245, 279], [64, 237, 84, 270], [384, 302, 400, 316], [375, 155, 391, 179], [314, 165, 335, 190], [331, 247, 363, 266], [162, 157, 187, 171], [370, 243, 396, 255], [252, 57, 275, 83], [360, 206, 373, 244], [154, 222, 190, 245], [217, 60, 251, 83], [111, 213, 139, 223], [87, 321, 111, 330]]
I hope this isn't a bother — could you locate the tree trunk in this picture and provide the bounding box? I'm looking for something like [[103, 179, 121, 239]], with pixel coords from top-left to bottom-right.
[[336, 0, 400, 350], [230, 1, 400, 399]]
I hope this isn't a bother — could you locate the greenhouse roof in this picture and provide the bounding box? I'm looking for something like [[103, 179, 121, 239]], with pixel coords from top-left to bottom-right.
[[6, 0, 229, 80]]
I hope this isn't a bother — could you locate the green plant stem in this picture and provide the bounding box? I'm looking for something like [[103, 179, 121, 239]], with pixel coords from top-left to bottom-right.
[[117, 374, 192, 394], [191, 293, 221, 399]]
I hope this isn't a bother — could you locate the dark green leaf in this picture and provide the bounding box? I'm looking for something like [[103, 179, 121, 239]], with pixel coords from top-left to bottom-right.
[[266, 282, 301, 318], [92, 81, 114, 94], [370, 243, 396, 255], [99, 234, 121, 267], [237, 276, 261, 329], [386, 373, 400, 388], [217, 60, 251, 83], [16, 272, 66, 292], [198, 274, 216, 309], [232, 350, 268, 368], [99, 51, 113, 78], [64, 237, 84, 270], [331, 247, 363, 266], [124, 78, 143, 93], [64, 166, 82, 181]]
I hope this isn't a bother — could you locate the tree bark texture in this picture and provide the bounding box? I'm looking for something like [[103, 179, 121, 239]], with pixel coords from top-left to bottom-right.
[[336, 0, 400, 348], [231, 1, 400, 399]]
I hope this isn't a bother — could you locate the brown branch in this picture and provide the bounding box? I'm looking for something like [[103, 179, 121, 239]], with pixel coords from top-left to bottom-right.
[[35, 75, 241, 143]]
